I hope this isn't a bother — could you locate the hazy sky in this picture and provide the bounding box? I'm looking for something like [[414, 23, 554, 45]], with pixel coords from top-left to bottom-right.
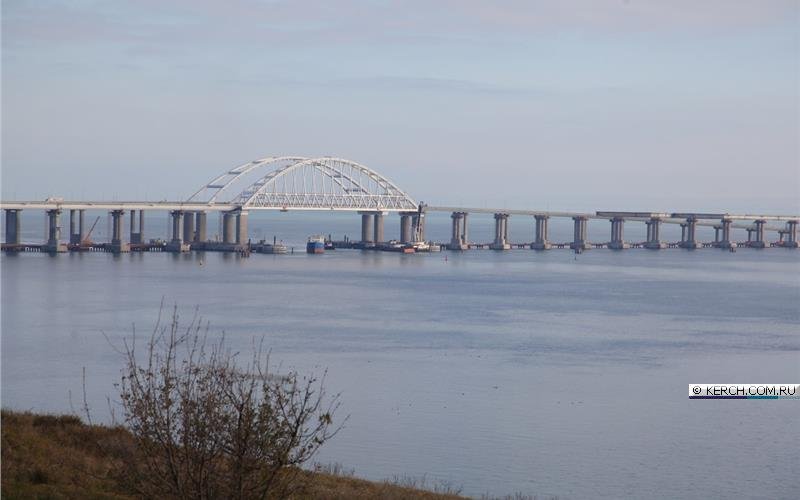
[[2, 0, 798, 212]]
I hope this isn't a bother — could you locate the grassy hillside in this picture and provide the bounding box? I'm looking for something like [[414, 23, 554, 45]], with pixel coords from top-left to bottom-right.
[[1, 410, 464, 499]]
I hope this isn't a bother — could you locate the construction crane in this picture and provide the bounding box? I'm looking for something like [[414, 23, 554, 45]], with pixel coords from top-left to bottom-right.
[[81, 216, 101, 246]]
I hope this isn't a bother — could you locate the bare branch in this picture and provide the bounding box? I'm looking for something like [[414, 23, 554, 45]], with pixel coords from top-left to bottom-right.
[[115, 303, 341, 498]]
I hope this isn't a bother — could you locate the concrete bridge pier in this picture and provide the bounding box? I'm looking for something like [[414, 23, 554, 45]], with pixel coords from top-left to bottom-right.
[[781, 220, 798, 248], [644, 217, 666, 249], [195, 212, 207, 243], [490, 213, 511, 250], [679, 216, 699, 249], [448, 211, 469, 250], [373, 212, 385, 244], [43, 209, 68, 253], [167, 210, 189, 252], [129, 210, 138, 244], [399, 213, 413, 243], [129, 210, 144, 244], [461, 212, 468, 247], [360, 212, 374, 244], [235, 211, 248, 245], [608, 217, 629, 250], [4, 209, 21, 245], [69, 209, 85, 245], [716, 218, 735, 249], [748, 220, 767, 248], [222, 211, 236, 244], [570, 216, 589, 251], [531, 215, 550, 250], [109, 209, 130, 253], [183, 212, 195, 245], [140, 210, 145, 243]]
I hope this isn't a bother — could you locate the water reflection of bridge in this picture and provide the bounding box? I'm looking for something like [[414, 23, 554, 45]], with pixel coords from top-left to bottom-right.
[[1, 156, 797, 254]]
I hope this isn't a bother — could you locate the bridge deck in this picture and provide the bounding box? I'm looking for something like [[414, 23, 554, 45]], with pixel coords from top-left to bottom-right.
[[427, 206, 798, 221], [0, 201, 411, 212]]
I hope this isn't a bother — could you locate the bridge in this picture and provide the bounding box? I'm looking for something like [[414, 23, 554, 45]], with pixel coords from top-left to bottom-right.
[[1, 155, 798, 253]]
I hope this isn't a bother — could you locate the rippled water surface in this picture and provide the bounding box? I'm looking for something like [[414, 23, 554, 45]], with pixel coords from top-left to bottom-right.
[[2, 212, 799, 499]]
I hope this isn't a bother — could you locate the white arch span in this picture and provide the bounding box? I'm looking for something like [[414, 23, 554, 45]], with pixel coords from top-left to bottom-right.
[[187, 156, 418, 211]]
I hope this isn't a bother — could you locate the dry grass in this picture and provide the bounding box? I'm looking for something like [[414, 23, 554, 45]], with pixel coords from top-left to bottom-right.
[[1, 410, 465, 499], [1, 410, 135, 499]]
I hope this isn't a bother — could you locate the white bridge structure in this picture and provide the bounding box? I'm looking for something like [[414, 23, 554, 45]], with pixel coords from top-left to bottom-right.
[[0, 154, 798, 253], [187, 156, 418, 211], [0, 156, 426, 253]]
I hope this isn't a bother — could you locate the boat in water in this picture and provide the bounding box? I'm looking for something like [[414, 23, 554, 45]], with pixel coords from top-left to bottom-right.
[[262, 243, 288, 254], [381, 240, 416, 253], [411, 241, 440, 252], [253, 237, 288, 254], [306, 235, 325, 254]]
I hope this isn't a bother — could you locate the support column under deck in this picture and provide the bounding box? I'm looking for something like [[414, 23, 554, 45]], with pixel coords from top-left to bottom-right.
[[171, 211, 182, 242], [491, 213, 511, 250], [571, 216, 589, 251], [128, 210, 139, 244], [109, 209, 129, 253], [644, 217, 665, 249], [129, 210, 144, 245], [608, 217, 629, 250], [222, 212, 236, 244], [69, 210, 80, 245], [79, 210, 85, 245], [782, 220, 798, 248], [531, 215, 550, 250], [449, 212, 468, 250], [450, 212, 460, 246], [717, 218, 734, 249], [400, 213, 413, 243], [680, 217, 699, 249], [462, 212, 469, 247], [373, 212, 385, 244], [360, 212, 374, 244], [195, 212, 207, 243], [43, 209, 67, 253], [138, 210, 144, 243], [748, 220, 767, 248], [167, 210, 189, 252], [235, 211, 248, 245], [183, 212, 195, 245], [4, 209, 21, 246]]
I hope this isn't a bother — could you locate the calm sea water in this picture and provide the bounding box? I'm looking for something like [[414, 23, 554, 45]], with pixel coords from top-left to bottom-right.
[[2, 211, 799, 499]]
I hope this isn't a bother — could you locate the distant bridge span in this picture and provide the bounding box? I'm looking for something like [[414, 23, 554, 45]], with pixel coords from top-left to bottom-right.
[[0, 155, 798, 252]]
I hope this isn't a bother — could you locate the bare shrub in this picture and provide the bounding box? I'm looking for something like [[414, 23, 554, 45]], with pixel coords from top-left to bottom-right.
[[117, 305, 341, 499]]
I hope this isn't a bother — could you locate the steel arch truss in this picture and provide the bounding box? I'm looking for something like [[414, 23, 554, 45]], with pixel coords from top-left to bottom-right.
[[187, 156, 308, 204], [188, 157, 418, 211]]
